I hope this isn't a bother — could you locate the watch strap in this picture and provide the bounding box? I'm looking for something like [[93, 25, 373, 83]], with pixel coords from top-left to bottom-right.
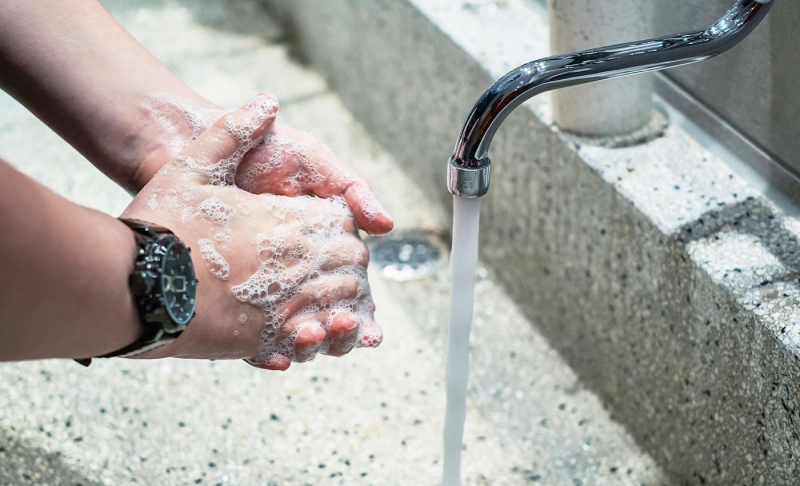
[[74, 218, 192, 366]]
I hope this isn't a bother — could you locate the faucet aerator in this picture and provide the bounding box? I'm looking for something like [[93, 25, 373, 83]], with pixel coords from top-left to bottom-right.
[[447, 156, 491, 198]]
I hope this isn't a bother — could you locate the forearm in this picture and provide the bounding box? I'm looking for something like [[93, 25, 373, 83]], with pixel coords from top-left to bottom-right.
[[0, 158, 142, 361], [0, 0, 215, 192]]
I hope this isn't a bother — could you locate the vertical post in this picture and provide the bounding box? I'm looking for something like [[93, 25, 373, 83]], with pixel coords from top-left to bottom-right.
[[548, 0, 654, 136]]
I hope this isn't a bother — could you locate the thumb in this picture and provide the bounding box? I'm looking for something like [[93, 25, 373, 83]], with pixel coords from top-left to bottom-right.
[[176, 93, 278, 186]]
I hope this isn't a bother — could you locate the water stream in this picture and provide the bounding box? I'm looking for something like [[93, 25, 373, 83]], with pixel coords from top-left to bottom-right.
[[442, 196, 482, 486]]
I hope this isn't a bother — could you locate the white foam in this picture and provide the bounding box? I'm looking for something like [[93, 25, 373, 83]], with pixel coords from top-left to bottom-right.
[[176, 94, 279, 186], [141, 95, 227, 158], [198, 238, 230, 281], [236, 131, 327, 194], [196, 196, 235, 225], [146, 195, 159, 209], [230, 195, 376, 364], [214, 232, 231, 243], [180, 206, 196, 222], [237, 202, 252, 215], [351, 184, 385, 222]]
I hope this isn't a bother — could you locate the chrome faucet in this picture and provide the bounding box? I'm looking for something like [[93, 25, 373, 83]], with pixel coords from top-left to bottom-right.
[[447, 0, 775, 198]]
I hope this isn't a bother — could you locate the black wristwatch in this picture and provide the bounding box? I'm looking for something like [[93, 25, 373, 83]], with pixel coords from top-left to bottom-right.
[[75, 218, 198, 366]]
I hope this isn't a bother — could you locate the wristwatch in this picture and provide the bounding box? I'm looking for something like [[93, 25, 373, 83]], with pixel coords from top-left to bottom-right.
[[75, 218, 198, 366]]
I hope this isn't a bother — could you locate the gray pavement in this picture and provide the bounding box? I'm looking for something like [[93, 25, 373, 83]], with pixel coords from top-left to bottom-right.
[[0, 1, 665, 484]]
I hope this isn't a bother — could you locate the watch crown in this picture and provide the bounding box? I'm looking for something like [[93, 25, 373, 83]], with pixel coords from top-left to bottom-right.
[[129, 271, 155, 294]]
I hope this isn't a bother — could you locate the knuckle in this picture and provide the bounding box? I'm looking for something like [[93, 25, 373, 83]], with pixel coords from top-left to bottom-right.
[[340, 278, 359, 298], [299, 284, 318, 303], [356, 241, 370, 266]]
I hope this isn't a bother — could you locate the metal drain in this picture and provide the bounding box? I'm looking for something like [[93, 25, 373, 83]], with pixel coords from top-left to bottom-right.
[[366, 230, 448, 281]]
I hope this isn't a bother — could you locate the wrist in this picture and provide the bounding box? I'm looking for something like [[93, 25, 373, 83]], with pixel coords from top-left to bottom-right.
[[130, 95, 225, 194], [78, 217, 199, 364], [129, 95, 223, 192], [71, 214, 144, 360]]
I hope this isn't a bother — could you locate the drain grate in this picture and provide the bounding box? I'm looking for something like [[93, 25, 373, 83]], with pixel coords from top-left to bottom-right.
[[366, 230, 448, 281]]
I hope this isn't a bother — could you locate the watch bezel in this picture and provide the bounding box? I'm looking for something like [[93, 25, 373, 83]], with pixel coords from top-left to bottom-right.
[[160, 239, 197, 329]]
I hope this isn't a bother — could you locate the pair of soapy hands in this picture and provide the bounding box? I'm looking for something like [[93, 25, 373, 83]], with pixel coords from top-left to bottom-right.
[[124, 93, 393, 370]]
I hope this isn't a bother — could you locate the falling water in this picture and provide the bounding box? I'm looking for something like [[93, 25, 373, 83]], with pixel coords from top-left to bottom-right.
[[442, 195, 482, 486]]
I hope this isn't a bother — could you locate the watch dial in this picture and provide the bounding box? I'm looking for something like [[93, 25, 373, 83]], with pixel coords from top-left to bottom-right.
[[161, 241, 197, 326]]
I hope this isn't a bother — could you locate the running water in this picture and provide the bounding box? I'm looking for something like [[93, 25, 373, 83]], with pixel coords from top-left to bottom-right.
[[442, 195, 482, 486]]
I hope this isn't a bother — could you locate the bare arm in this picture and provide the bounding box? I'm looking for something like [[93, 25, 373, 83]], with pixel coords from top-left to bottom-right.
[[0, 0, 214, 193], [0, 158, 142, 360], [0, 0, 393, 234], [0, 96, 381, 367]]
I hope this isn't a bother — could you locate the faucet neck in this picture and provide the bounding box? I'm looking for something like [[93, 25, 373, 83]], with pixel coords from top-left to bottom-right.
[[448, 0, 774, 198]]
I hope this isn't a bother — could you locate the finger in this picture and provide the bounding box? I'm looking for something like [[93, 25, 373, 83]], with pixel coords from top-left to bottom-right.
[[343, 181, 394, 235], [278, 275, 359, 319], [231, 257, 310, 309], [293, 320, 327, 362], [245, 353, 291, 371], [320, 237, 370, 271], [356, 319, 383, 349], [236, 123, 394, 234], [236, 141, 304, 196], [266, 314, 326, 364], [178, 93, 279, 185], [324, 312, 360, 357], [236, 122, 328, 195]]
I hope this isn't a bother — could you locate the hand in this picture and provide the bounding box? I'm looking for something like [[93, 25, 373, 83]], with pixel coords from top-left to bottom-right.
[[235, 121, 394, 235], [134, 95, 393, 235], [124, 94, 382, 370], [0, 0, 391, 234]]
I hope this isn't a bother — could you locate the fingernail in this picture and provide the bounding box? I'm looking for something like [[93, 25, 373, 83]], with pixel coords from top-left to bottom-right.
[[246, 93, 280, 120], [356, 320, 382, 348], [295, 322, 326, 362], [359, 330, 383, 348], [264, 352, 291, 371], [335, 314, 359, 336]]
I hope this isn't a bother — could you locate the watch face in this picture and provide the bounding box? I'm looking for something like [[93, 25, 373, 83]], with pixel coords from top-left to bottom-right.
[[161, 240, 197, 326]]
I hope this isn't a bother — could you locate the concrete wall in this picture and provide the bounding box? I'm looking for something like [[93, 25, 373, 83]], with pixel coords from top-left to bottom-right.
[[264, 0, 800, 484]]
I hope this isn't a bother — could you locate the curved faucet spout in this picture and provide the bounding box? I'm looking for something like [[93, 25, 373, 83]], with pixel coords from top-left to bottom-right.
[[448, 0, 774, 198]]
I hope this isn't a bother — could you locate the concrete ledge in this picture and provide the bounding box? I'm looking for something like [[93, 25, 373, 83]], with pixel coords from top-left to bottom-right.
[[264, 1, 800, 483]]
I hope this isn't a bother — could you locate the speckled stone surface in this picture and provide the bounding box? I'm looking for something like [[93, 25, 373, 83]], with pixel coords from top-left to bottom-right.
[[0, 1, 665, 485], [262, 0, 800, 484]]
